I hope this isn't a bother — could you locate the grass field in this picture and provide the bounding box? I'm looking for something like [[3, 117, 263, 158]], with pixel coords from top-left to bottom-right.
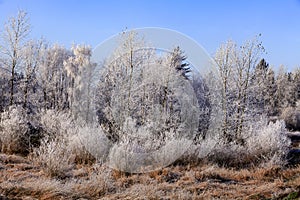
[[1, 153, 300, 200]]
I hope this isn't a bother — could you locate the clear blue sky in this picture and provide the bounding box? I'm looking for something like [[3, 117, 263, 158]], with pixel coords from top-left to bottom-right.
[[0, 0, 299, 70]]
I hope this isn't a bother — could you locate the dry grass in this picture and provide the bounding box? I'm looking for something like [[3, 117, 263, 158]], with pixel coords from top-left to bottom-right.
[[1, 153, 300, 199]]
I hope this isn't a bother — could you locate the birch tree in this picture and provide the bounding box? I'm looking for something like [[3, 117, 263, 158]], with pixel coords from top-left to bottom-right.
[[64, 44, 96, 122], [0, 10, 31, 106], [214, 36, 264, 144], [214, 40, 235, 142]]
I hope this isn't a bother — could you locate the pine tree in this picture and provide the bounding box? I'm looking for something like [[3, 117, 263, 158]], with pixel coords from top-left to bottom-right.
[[264, 67, 277, 115], [169, 46, 191, 79], [250, 59, 277, 116], [292, 68, 300, 102]]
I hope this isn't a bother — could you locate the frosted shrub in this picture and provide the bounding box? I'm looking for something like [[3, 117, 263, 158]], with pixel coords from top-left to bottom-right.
[[38, 110, 110, 166], [69, 124, 111, 164], [31, 110, 80, 175], [246, 118, 290, 166], [280, 107, 300, 131], [194, 117, 290, 167], [107, 117, 194, 172], [199, 136, 249, 167], [31, 137, 73, 178], [40, 109, 75, 138], [0, 106, 29, 154]]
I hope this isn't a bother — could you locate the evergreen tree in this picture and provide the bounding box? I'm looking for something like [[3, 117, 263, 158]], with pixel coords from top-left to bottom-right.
[[169, 46, 191, 79], [292, 68, 300, 101], [250, 59, 277, 115]]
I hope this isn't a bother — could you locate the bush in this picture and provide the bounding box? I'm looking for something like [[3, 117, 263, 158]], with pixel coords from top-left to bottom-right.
[[31, 110, 77, 177], [246, 118, 290, 166], [39, 109, 75, 138], [195, 117, 290, 168], [31, 137, 73, 178], [68, 124, 111, 164], [0, 106, 29, 154], [32, 111, 111, 175], [280, 107, 300, 131]]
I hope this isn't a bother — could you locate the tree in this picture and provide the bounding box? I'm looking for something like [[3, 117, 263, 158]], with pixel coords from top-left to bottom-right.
[[169, 46, 191, 79], [291, 68, 300, 102], [264, 66, 277, 115], [233, 36, 264, 142], [0, 10, 31, 106], [64, 44, 96, 122], [250, 59, 277, 116], [37, 44, 70, 110], [21, 39, 44, 111], [275, 65, 297, 112], [96, 31, 199, 147], [214, 40, 235, 142], [96, 31, 157, 142], [214, 36, 264, 144]]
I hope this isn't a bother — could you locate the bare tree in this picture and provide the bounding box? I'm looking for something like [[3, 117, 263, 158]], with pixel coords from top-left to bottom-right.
[[214, 40, 235, 142], [214, 36, 264, 144], [276, 66, 297, 112], [37, 44, 70, 110], [22, 39, 44, 110], [0, 10, 31, 106]]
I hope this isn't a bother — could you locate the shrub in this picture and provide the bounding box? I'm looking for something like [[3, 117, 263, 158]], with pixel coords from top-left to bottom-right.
[[32, 110, 111, 175], [195, 117, 290, 168], [39, 109, 75, 138], [31, 110, 77, 177], [31, 136, 73, 178], [280, 107, 300, 131], [0, 106, 29, 154], [245, 118, 290, 166], [106, 117, 194, 172], [68, 124, 111, 164]]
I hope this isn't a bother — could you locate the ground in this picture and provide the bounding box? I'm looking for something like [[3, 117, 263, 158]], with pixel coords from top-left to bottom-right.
[[0, 153, 300, 200]]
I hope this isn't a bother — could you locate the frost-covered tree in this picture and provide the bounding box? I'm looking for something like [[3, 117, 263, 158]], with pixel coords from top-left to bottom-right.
[[0, 70, 9, 112], [293, 68, 300, 101], [96, 31, 199, 150], [96, 31, 155, 142], [276, 65, 297, 111], [214, 40, 235, 142], [169, 46, 191, 79], [264, 66, 277, 115], [233, 36, 264, 141], [214, 36, 264, 144], [0, 10, 31, 106], [37, 44, 70, 110], [250, 59, 277, 116], [64, 44, 96, 122], [21, 39, 45, 111]]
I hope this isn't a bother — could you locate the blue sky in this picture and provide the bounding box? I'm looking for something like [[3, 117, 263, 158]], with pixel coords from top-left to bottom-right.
[[0, 0, 299, 70]]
